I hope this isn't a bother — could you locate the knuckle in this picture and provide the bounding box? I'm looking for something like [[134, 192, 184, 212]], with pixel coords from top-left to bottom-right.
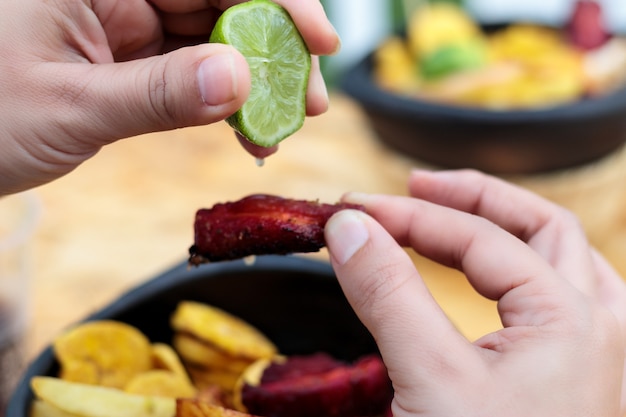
[[554, 207, 583, 229], [544, 205, 585, 237], [146, 57, 178, 127]]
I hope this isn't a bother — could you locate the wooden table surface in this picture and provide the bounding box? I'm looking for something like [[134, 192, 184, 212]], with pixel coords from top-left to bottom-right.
[[25, 93, 626, 360]]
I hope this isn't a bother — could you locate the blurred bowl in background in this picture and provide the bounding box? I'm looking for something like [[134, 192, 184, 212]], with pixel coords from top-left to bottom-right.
[[8, 255, 376, 417], [340, 51, 626, 175]]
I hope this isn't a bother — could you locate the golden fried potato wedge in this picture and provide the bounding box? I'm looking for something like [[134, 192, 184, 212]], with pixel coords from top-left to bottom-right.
[[173, 334, 252, 373], [53, 320, 152, 389], [176, 399, 252, 417], [31, 376, 176, 417], [171, 302, 276, 361], [29, 400, 80, 417]]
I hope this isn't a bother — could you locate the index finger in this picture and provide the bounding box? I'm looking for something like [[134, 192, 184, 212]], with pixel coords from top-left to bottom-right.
[[407, 169, 597, 296], [338, 193, 572, 314], [151, 0, 340, 56], [272, 0, 340, 55]]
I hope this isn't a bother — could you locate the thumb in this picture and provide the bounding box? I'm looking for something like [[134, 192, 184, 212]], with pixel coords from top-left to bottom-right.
[[60, 43, 251, 147]]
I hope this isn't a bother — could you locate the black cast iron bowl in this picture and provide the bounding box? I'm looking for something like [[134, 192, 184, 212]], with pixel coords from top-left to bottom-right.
[[8, 255, 376, 417], [340, 51, 626, 175]]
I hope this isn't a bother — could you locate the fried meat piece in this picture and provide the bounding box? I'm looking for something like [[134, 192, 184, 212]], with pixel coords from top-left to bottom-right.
[[189, 195, 364, 265], [237, 353, 393, 417]]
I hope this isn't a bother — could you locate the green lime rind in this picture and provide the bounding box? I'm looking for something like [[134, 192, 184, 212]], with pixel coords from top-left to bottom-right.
[[210, 0, 311, 147]]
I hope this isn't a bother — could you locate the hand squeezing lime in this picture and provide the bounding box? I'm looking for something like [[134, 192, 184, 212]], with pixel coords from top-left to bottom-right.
[[210, 0, 311, 148]]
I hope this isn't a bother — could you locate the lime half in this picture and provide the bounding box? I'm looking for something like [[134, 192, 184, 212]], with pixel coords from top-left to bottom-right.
[[210, 0, 311, 147]]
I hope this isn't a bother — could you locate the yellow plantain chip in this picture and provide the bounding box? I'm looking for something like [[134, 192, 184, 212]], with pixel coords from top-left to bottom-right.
[[176, 399, 253, 417], [173, 334, 252, 373], [53, 358, 100, 386], [31, 376, 176, 417], [170, 302, 277, 361], [29, 399, 81, 417], [124, 370, 197, 399], [53, 320, 152, 389], [151, 343, 192, 383], [187, 366, 241, 393]]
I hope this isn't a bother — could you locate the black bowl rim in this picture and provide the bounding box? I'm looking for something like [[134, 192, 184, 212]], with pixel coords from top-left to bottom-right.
[[340, 52, 626, 129], [7, 255, 336, 416]]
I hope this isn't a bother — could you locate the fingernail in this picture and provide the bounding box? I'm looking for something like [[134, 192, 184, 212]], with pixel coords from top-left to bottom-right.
[[410, 168, 432, 176], [309, 62, 329, 111], [326, 210, 369, 265], [342, 191, 371, 205], [197, 52, 238, 106], [330, 32, 342, 56], [326, 20, 342, 55]]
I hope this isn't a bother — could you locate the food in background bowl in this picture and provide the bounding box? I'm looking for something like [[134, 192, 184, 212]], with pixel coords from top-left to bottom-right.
[[28, 300, 391, 417], [340, 2, 626, 174], [8, 256, 385, 417], [374, 1, 626, 110]]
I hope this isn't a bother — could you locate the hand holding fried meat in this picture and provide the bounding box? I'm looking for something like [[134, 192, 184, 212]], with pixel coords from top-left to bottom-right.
[[189, 195, 365, 265], [324, 169, 626, 417]]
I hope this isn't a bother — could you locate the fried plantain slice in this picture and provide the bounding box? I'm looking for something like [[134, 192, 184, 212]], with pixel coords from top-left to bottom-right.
[[31, 376, 176, 417], [151, 342, 193, 383], [176, 399, 253, 417], [170, 301, 277, 361], [173, 334, 253, 373], [30, 399, 81, 417], [187, 366, 242, 394], [189, 194, 365, 264], [124, 370, 197, 399], [53, 320, 152, 389]]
